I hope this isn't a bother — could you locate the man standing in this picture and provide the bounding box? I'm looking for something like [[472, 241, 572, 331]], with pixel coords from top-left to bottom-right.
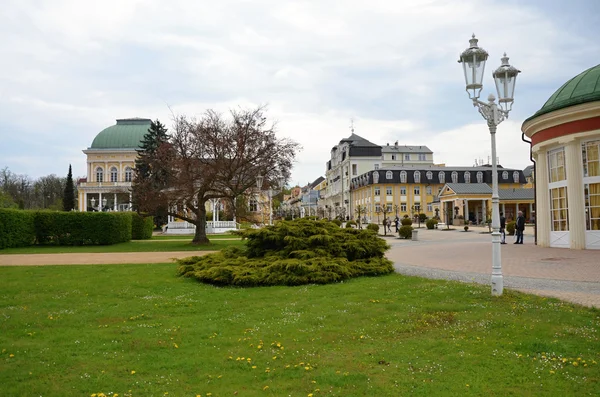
[[515, 211, 525, 244], [500, 211, 506, 244]]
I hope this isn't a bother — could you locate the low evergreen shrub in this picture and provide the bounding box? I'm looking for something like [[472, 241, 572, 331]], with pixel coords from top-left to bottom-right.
[[419, 213, 427, 223], [131, 213, 154, 240], [506, 221, 516, 236], [177, 218, 394, 286], [366, 223, 380, 233], [401, 217, 413, 226], [0, 209, 35, 249], [331, 219, 342, 227], [345, 220, 357, 228], [399, 225, 413, 239], [426, 218, 438, 229]]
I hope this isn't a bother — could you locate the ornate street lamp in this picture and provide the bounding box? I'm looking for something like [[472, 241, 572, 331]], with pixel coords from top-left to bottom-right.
[[90, 197, 96, 211], [459, 34, 520, 296]]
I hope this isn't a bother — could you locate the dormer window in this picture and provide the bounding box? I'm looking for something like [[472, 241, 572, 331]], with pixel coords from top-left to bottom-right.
[[513, 171, 520, 183], [414, 170, 421, 183], [426, 171, 433, 180], [400, 171, 407, 183], [451, 171, 458, 183], [476, 171, 483, 183], [438, 171, 445, 183], [464, 171, 471, 183], [386, 171, 393, 179], [502, 171, 509, 180], [373, 171, 379, 184]]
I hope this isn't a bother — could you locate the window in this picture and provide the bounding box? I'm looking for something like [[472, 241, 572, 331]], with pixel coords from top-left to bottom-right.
[[502, 170, 509, 180], [401, 203, 407, 211], [374, 164, 380, 170], [249, 199, 258, 212], [476, 171, 483, 183], [400, 171, 407, 183], [464, 171, 471, 183], [414, 186, 420, 195], [125, 167, 133, 182], [373, 171, 379, 183], [426, 186, 432, 195], [583, 140, 600, 177], [427, 203, 433, 212], [386, 171, 393, 179], [550, 187, 568, 231], [386, 187, 392, 195], [414, 170, 421, 183], [438, 171, 445, 184], [548, 148, 566, 182], [585, 183, 600, 230], [375, 204, 381, 212], [451, 171, 458, 183], [391, 154, 396, 160], [96, 167, 103, 182], [513, 171, 520, 183], [426, 171, 433, 180], [110, 167, 118, 182], [413, 204, 421, 212], [352, 164, 357, 176], [386, 204, 392, 212], [404, 154, 410, 161], [400, 186, 407, 195], [375, 187, 380, 196], [419, 154, 426, 161]]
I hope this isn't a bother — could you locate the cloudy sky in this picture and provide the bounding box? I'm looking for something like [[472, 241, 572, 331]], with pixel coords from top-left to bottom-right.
[[1, 0, 599, 186]]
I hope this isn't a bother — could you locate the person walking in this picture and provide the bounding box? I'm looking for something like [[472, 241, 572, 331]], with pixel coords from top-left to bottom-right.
[[515, 211, 525, 244], [500, 212, 506, 244], [394, 216, 400, 233]]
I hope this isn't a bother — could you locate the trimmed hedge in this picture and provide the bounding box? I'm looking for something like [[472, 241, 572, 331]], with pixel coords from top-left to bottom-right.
[[399, 225, 413, 239], [426, 218, 438, 229], [131, 213, 154, 240], [0, 209, 35, 249], [34, 211, 132, 245]]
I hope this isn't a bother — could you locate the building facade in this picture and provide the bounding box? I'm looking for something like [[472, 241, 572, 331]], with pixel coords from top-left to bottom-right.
[[522, 63, 600, 249]]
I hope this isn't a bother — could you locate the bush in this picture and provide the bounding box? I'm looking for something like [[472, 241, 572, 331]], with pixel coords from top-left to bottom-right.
[[506, 221, 516, 236], [345, 220, 357, 228], [131, 213, 154, 240], [366, 223, 380, 233], [464, 226, 469, 232], [34, 211, 131, 245], [398, 225, 413, 239], [426, 218, 438, 230], [177, 218, 394, 287], [419, 213, 427, 223], [0, 209, 35, 249], [401, 217, 413, 226], [331, 219, 342, 227]]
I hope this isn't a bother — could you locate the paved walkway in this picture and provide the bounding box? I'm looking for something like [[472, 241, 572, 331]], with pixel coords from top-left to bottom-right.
[[1, 226, 598, 307], [384, 226, 600, 308]]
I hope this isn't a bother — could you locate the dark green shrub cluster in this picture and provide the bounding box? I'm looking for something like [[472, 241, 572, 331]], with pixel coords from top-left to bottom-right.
[[34, 211, 132, 245], [418, 213, 428, 222], [0, 209, 35, 249], [506, 221, 516, 236], [401, 217, 413, 226], [366, 223, 380, 233], [345, 220, 357, 228], [399, 225, 414, 239], [177, 218, 394, 287], [331, 219, 342, 227], [131, 213, 154, 240], [426, 218, 438, 229]]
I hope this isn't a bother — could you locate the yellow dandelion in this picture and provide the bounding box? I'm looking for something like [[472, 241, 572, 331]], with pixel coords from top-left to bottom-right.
[[263, 386, 269, 390], [466, 384, 470, 387], [549, 370, 555, 374], [308, 394, 313, 397], [207, 393, 212, 396], [280, 346, 284, 350], [218, 375, 222, 378], [9, 354, 14, 358], [247, 358, 252, 362], [272, 356, 277, 360], [252, 365, 257, 369], [305, 366, 310, 371], [173, 343, 178, 348], [311, 380, 316, 384], [196, 395, 202, 397], [131, 370, 136, 374], [573, 362, 579, 366]]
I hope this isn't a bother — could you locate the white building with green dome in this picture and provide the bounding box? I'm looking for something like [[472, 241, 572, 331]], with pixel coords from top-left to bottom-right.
[[78, 118, 150, 212], [522, 63, 600, 249]]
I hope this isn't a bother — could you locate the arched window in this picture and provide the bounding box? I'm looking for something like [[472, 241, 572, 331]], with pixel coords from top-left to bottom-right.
[[426, 171, 433, 180], [464, 171, 471, 183], [513, 171, 520, 183], [451, 171, 458, 183], [502, 171, 509, 180], [110, 167, 118, 182], [438, 171, 445, 184], [96, 167, 104, 182], [414, 171, 421, 183], [125, 167, 133, 182], [400, 171, 407, 183], [476, 171, 483, 183], [386, 171, 393, 180], [373, 171, 379, 184]]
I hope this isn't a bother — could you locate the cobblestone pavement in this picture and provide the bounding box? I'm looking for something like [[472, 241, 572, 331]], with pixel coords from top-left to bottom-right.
[[384, 226, 600, 308]]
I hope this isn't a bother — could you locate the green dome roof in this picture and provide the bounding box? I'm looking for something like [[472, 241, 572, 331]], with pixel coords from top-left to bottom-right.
[[90, 118, 151, 149], [528, 64, 600, 120]]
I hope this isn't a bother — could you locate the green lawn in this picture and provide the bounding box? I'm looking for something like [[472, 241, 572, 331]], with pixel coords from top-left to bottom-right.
[[1, 264, 599, 396], [151, 234, 242, 240], [0, 238, 245, 254]]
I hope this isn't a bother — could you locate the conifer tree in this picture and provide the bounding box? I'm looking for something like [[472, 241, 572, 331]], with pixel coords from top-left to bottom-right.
[[63, 164, 75, 211]]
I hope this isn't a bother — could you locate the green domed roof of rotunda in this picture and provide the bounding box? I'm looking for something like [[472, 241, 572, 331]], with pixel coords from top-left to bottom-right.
[[90, 118, 151, 149], [527, 64, 600, 121]]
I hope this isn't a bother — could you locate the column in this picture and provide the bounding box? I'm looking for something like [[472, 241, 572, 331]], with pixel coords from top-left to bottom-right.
[[516, 203, 519, 220], [465, 200, 469, 223], [129, 192, 132, 210], [535, 149, 550, 247], [565, 140, 585, 249], [114, 193, 117, 211], [482, 200, 487, 223], [529, 203, 533, 222], [502, 203, 506, 217], [99, 192, 102, 212], [83, 192, 87, 212]]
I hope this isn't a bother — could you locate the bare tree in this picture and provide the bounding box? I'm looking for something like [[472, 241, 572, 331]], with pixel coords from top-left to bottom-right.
[[136, 106, 301, 244]]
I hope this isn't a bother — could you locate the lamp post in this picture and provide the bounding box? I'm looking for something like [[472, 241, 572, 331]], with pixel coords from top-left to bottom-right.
[[256, 174, 285, 226], [91, 197, 96, 211], [459, 34, 520, 296]]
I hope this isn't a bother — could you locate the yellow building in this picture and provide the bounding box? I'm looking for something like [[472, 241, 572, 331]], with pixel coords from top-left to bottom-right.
[[350, 165, 530, 224]]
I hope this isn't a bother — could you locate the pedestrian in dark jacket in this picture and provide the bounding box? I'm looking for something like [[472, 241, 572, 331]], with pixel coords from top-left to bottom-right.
[[500, 212, 506, 244], [515, 211, 525, 244]]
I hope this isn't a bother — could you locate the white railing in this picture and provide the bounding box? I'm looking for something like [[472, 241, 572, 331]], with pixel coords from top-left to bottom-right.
[[165, 221, 238, 234]]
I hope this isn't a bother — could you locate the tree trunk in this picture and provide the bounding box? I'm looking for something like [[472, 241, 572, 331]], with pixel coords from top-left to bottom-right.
[[191, 199, 210, 245]]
